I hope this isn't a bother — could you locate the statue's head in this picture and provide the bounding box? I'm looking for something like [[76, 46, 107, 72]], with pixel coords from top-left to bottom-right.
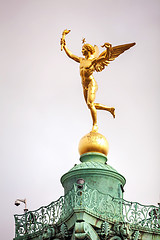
[[82, 44, 95, 56]]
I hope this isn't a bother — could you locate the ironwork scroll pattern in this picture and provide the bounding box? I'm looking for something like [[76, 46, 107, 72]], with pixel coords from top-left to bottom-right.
[[14, 183, 160, 238], [72, 184, 123, 221], [14, 197, 64, 237], [122, 200, 160, 230]]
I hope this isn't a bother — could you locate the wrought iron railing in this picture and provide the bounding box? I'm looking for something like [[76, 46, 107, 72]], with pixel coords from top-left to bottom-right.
[[14, 197, 64, 237], [14, 183, 160, 238]]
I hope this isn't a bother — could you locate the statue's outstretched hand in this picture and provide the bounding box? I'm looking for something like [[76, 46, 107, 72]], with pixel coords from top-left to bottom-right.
[[101, 43, 112, 49]]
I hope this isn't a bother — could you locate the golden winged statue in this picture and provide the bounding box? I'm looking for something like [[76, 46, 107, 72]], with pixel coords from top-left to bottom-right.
[[61, 29, 135, 132]]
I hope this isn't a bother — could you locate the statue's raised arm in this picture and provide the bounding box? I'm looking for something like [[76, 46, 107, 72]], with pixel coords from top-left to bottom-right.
[[61, 29, 80, 63], [61, 30, 136, 132]]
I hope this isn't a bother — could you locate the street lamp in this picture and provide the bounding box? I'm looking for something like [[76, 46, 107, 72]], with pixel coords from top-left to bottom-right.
[[15, 198, 28, 213]]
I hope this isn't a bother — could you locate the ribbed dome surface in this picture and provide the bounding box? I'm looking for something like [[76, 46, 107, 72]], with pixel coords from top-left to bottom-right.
[[68, 161, 118, 173]]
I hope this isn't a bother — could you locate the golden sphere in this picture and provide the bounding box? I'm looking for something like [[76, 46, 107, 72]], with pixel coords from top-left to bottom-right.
[[78, 131, 109, 156]]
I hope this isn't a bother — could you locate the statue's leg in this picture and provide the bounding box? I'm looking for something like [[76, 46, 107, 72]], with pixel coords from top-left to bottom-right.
[[94, 103, 115, 118], [87, 83, 98, 132], [83, 88, 88, 104]]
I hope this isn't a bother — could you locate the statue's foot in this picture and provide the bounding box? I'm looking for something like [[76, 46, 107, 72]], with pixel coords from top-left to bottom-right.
[[92, 124, 98, 132], [110, 107, 115, 118]]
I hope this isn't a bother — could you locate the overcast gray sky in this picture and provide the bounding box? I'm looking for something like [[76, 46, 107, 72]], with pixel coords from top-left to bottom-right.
[[0, 0, 160, 239]]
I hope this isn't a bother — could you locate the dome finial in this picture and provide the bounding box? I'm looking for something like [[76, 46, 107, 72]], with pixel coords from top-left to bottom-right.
[[78, 131, 109, 156]]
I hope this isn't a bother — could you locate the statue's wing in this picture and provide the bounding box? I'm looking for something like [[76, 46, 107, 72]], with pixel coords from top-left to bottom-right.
[[93, 45, 99, 58], [90, 45, 99, 60], [109, 42, 136, 61], [94, 42, 135, 72]]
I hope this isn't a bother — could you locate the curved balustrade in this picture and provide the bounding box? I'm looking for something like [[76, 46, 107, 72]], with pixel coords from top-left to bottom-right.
[[14, 183, 160, 238]]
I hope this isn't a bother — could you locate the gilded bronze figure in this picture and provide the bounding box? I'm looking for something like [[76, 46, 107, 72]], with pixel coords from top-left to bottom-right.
[[61, 29, 135, 132]]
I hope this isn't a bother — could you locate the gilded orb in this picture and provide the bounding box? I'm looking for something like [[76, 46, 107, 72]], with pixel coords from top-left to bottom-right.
[[78, 132, 109, 156]]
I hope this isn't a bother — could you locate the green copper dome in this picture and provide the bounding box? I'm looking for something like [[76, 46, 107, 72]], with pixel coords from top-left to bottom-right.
[[68, 161, 118, 173], [61, 152, 126, 198]]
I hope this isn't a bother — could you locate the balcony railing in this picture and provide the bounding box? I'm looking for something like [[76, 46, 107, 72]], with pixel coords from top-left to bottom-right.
[[14, 183, 160, 238]]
